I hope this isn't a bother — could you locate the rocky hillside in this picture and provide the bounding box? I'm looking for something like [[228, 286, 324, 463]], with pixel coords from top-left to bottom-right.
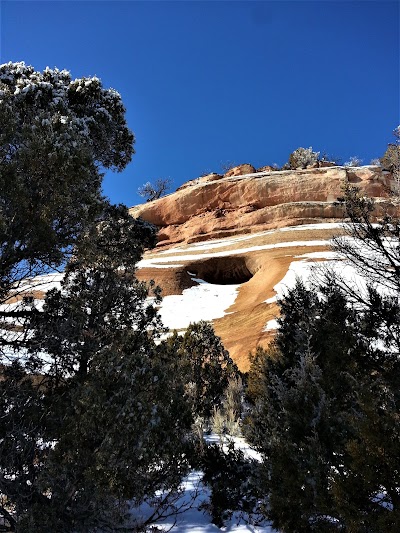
[[131, 165, 392, 371]]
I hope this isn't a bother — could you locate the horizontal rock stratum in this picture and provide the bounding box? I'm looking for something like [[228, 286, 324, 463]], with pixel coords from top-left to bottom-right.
[[130, 165, 389, 247], [131, 166, 393, 371]]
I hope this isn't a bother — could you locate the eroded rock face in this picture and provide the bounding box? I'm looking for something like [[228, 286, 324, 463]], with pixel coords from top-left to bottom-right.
[[132, 165, 392, 371], [224, 163, 256, 177], [257, 165, 277, 172], [130, 166, 390, 247], [176, 173, 223, 191]]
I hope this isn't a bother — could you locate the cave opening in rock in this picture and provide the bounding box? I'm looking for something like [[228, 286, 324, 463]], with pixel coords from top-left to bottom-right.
[[187, 256, 254, 285]]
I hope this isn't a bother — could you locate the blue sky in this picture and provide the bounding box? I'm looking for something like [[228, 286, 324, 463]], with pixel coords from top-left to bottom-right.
[[1, 1, 399, 207]]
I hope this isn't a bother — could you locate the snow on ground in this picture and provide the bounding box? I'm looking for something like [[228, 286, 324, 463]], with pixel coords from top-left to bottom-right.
[[278, 222, 344, 232], [134, 434, 274, 533], [146, 263, 186, 268], [138, 240, 330, 269], [158, 277, 240, 330], [135, 470, 276, 533], [263, 319, 279, 332], [154, 223, 344, 256], [156, 223, 344, 255], [263, 257, 371, 331], [157, 472, 276, 533], [294, 250, 340, 260]]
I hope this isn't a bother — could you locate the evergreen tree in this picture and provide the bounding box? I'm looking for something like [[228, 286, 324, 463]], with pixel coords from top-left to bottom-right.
[[0, 62, 134, 307], [164, 321, 239, 419], [245, 280, 366, 531], [329, 183, 400, 530], [246, 190, 400, 530], [0, 205, 194, 531], [0, 63, 195, 532]]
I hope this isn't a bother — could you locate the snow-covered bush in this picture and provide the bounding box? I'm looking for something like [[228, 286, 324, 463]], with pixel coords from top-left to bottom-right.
[[288, 146, 320, 169], [344, 155, 363, 167], [370, 158, 381, 166]]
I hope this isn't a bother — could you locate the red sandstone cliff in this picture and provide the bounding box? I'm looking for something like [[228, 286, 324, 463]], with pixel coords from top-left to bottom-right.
[[132, 165, 393, 371], [130, 165, 390, 248]]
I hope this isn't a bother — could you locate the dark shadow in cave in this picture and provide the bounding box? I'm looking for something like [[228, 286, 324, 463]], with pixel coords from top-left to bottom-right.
[[187, 256, 254, 285]]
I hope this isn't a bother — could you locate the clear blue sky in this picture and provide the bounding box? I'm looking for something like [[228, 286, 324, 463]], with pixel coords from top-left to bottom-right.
[[1, 1, 399, 206]]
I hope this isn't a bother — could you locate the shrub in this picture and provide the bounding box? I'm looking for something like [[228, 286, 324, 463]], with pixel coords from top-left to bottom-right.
[[201, 441, 260, 527], [165, 322, 239, 419], [370, 158, 381, 166], [288, 146, 320, 169], [344, 156, 363, 167], [210, 406, 225, 436], [380, 143, 400, 172], [220, 161, 238, 173], [210, 377, 243, 437]]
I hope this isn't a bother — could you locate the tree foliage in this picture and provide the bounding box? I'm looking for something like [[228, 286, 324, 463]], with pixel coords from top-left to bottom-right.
[[163, 321, 239, 419], [0, 64, 196, 532], [201, 440, 260, 528], [0, 61, 134, 303], [0, 204, 196, 532], [245, 184, 400, 531]]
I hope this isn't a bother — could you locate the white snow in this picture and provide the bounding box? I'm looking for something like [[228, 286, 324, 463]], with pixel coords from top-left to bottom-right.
[[264, 259, 359, 304], [156, 223, 342, 256], [135, 434, 274, 533], [155, 222, 344, 255], [16, 272, 64, 293], [262, 256, 377, 331], [143, 263, 185, 269], [135, 468, 275, 533], [294, 251, 340, 259], [263, 319, 279, 332], [158, 279, 239, 330], [138, 240, 330, 269], [279, 222, 344, 232]]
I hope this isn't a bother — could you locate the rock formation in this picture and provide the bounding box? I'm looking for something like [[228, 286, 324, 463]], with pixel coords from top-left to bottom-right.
[[131, 165, 393, 370], [130, 165, 389, 248]]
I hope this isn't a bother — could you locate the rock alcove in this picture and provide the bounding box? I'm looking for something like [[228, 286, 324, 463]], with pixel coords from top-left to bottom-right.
[[188, 256, 254, 285]]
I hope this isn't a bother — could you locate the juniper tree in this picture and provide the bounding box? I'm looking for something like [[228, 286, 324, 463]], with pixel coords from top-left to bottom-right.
[[246, 178, 400, 529], [0, 205, 194, 532], [137, 178, 172, 202], [329, 180, 400, 530], [0, 62, 134, 307], [245, 280, 367, 531], [164, 321, 239, 419], [0, 63, 195, 532]]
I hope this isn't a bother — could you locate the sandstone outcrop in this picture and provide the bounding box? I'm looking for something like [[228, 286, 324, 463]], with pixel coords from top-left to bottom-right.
[[224, 163, 256, 177], [257, 165, 277, 172], [130, 165, 390, 248], [132, 165, 393, 371], [176, 172, 224, 191]]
